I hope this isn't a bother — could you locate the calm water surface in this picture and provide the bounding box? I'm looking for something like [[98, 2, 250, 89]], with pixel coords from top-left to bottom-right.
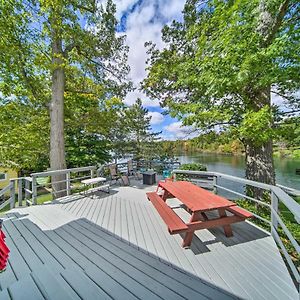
[[177, 153, 300, 190]]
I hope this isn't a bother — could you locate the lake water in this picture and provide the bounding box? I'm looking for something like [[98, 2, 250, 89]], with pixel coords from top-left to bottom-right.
[[177, 153, 300, 190]]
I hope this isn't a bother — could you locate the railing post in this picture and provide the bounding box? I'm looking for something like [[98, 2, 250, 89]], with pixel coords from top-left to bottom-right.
[[90, 169, 95, 179], [32, 176, 37, 205], [9, 180, 16, 209], [173, 172, 177, 181], [18, 178, 23, 206], [271, 190, 278, 236], [25, 178, 30, 200], [66, 172, 71, 196], [213, 176, 218, 194]]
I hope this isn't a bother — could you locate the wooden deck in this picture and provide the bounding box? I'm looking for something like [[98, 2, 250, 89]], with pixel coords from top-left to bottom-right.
[[0, 180, 298, 299]]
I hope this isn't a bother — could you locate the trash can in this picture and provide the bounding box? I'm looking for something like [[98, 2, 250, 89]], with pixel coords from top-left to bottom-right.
[[141, 171, 157, 185]]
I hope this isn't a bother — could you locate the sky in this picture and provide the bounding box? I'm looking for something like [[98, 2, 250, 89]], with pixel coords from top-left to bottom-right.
[[97, 0, 191, 140], [98, 0, 289, 141]]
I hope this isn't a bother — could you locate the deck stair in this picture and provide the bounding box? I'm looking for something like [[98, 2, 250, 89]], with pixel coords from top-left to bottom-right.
[[0, 264, 114, 300]]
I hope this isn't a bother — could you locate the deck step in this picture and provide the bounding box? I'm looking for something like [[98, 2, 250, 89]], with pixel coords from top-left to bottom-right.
[[31, 265, 75, 300], [227, 206, 253, 219], [7, 275, 44, 300], [146, 192, 188, 234], [61, 267, 111, 300]]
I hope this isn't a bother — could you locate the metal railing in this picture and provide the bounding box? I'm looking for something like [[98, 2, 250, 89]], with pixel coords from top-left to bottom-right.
[[172, 169, 300, 291], [30, 166, 97, 204]]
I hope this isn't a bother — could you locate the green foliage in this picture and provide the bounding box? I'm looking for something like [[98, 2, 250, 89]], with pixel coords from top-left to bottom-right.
[[180, 163, 207, 171], [176, 163, 207, 181], [0, 0, 131, 171], [65, 129, 110, 168], [125, 99, 161, 161], [239, 106, 275, 146], [143, 0, 300, 183]]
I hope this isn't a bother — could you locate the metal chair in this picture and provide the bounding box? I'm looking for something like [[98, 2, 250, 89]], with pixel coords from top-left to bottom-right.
[[108, 164, 121, 185]]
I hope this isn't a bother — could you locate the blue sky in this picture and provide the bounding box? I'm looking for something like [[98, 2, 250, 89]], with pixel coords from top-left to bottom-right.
[[97, 0, 192, 140]]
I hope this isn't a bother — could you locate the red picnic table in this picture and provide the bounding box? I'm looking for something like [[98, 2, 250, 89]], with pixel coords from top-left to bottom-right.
[[147, 180, 253, 248]]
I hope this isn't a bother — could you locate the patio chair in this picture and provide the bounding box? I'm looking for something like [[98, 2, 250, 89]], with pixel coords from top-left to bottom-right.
[[108, 164, 121, 185], [127, 160, 139, 179]]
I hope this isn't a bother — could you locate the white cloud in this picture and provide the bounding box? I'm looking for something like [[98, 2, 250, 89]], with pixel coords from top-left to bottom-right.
[[111, 0, 185, 107], [163, 121, 198, 140], [125, 90, 159, 106], [148, 111, 164, 125]]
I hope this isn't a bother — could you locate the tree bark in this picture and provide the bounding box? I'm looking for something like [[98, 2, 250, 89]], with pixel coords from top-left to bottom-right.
[[49, 12, 67, 199], [244, 85, 275, 198], [245, 139, 275, 199]]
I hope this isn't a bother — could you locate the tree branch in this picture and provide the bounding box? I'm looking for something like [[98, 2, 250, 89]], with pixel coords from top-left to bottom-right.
[[72, 1, 96, 14], [277, 109, 300, 115], [265, 0, 290, 45]]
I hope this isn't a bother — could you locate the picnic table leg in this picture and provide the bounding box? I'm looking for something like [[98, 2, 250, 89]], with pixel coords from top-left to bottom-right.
[[218, 208, 233, 237], [182, 212, 200, 248]]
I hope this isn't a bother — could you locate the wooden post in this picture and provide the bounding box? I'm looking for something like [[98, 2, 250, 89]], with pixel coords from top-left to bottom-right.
[[32, 176, 37, 205], [90, 169, 95, 179], [173, 172, 177, 182], [25, 178, 30, 200], [271, 190, 278, 236], [18, 178, 23, 206], [66, 172, 71, 196], [213, 176, 218, 194], [10, 180, 16, 209]]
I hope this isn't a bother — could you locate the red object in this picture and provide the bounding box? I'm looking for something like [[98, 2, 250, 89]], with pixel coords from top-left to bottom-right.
[[147, 192, 188, 234], [158, 180, 236, 211], [0, 221, 9, 271], [148, 181, 253, 247]]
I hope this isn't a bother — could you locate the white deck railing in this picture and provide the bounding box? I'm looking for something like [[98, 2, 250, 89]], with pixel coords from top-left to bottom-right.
[[172, 169, 300, 291]]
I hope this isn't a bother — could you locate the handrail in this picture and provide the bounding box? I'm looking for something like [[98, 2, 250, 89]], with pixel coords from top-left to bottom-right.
[[277, 184, 300, 197], [31, 166, 96, 177], [172, 169, 300, 287], [173, 169, 300, 220], [0, 184, 11, 198]]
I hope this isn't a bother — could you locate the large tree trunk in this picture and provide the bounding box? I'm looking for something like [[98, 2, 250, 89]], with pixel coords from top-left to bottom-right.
[[245, 139, 275, 199], [244, 85, 275, 198], [49, 13, 67, 199]]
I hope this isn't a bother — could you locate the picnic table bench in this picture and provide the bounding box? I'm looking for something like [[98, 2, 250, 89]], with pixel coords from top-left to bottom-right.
[[147, 180, 253, 247], [81, 177, 110, 194]]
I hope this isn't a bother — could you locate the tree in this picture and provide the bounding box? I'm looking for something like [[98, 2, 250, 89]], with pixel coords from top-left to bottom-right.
[[126, 99, 161, 162], [0, 0, 131, 197], [143, 0, 300, 192]]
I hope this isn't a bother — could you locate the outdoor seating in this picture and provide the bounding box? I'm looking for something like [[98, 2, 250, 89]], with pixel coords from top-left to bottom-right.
[[81, 177, 109, 194], [108, 164, 122, 185], [147, 180, 253, 247]]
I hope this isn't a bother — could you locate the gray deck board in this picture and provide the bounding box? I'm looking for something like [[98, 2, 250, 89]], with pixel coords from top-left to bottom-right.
[[76, 218, 235, 300], [63, 223, 195, 300], [58, 225, 183, 300], [7, 213, 64, 275], [61, 267, 112, 300], [0, 261, 17, 291], [31, 265, 74, 300], [0, 182, 298, 300], [9, 275, 44, 300], [0, 289, 10, 300]]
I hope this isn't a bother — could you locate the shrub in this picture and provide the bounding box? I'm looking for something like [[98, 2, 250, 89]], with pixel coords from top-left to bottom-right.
[[176, 163, 207, 181], [180, 163, 207, 171]]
